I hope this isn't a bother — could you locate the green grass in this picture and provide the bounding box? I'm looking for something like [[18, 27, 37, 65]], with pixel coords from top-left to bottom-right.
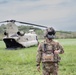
[[0, 39, 76, 75], [58, 39, 76, 75]]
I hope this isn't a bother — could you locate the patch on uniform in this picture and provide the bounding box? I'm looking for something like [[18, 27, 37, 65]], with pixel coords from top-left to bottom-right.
[[42, 53, 54, 62]]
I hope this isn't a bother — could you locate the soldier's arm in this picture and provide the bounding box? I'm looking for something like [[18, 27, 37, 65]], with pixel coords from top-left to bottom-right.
[[36, 43, 42, 66], [57, 42, 64, 54]]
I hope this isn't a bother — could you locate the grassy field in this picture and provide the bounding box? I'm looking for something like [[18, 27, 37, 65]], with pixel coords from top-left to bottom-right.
[[0, 39, 76, 75]]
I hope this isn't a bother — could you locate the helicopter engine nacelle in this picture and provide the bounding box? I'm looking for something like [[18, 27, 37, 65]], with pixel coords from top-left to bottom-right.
[[17, 31, 25, 36], [4, 31, 8, 36]]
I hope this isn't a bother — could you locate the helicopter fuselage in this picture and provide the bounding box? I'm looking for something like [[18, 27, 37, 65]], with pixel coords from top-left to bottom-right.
[[2, 22, 39, 49], [3, 33, 38, 49]]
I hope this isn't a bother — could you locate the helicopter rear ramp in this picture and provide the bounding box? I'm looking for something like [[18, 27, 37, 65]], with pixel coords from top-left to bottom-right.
[[3, 38, 25, 49]]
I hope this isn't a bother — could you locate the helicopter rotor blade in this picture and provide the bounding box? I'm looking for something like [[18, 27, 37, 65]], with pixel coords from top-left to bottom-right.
[[0, 20, 16, 23], [0, 21, 8, 23], [16, 21, 47, 28], [0, 20, 47, 28]]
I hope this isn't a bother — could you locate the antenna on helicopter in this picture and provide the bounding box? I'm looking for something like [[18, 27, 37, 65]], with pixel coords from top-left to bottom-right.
[[0, 20, 47, 28]]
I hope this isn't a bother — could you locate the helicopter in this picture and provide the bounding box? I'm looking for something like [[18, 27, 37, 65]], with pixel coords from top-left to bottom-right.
[[0, 20, 47, 49]]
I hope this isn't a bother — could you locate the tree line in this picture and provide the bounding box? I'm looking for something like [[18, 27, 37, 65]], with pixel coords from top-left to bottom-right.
[[0, 24, 76, 40]]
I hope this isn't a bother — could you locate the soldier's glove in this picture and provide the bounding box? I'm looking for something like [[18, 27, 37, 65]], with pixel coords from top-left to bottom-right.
[[54, 50, 60, 54]]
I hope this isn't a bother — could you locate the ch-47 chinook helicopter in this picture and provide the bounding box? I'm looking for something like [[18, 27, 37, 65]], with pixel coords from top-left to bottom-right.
[[0, 20, 47, 49]]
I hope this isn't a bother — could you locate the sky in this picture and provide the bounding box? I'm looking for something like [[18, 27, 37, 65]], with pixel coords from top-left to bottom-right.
[[0, 0, 76, 31]]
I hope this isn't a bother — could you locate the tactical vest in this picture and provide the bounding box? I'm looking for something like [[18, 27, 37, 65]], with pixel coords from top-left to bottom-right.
[[42, 42, 61, 63]]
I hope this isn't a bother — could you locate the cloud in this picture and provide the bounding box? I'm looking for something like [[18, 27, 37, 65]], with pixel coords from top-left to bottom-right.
[[0, 0, 9, 4], [0, 0, 76, 31]]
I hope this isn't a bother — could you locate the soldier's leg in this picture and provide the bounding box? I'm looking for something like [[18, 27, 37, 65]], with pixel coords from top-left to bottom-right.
[[42, 63, 54, 75], [42, 69, 50, 75], [52, 63, 58, 75], [42, 63, 50, 75]]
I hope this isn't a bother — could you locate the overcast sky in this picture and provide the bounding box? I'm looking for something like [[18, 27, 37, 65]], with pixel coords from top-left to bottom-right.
[[0, 0, 76, 31]]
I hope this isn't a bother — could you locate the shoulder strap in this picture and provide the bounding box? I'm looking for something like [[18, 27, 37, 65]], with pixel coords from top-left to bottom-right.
[[44, 44, 47, 52]]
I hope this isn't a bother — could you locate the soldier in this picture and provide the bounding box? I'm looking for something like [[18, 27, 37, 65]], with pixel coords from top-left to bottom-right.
[[36, 27, 64, 75]]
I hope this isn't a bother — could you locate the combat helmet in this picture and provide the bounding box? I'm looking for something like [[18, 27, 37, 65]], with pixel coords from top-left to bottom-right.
[[44, 27, 56, 39]]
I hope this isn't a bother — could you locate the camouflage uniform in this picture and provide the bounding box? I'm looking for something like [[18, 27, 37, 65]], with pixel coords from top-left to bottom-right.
[[36, 40, 64, 75]]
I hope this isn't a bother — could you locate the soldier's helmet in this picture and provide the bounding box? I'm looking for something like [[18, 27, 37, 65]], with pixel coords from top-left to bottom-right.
[[44, 27, 56, 39]]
